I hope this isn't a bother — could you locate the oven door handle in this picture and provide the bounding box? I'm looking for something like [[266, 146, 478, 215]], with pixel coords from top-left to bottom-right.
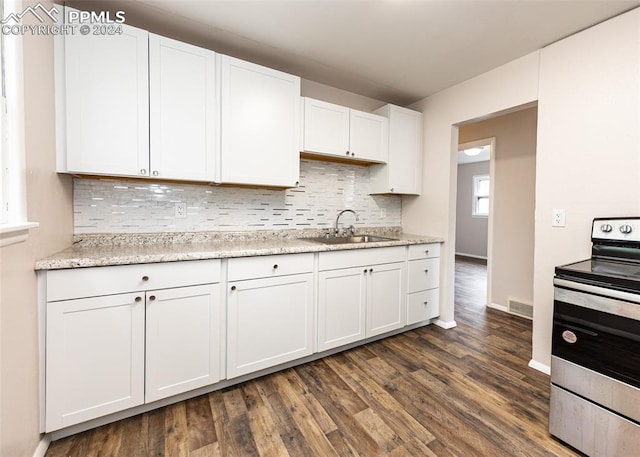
[[557, 322, 599, 337]]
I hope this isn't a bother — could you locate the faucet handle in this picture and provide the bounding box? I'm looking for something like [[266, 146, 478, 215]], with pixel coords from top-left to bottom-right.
[[348, 225, 356, 236]]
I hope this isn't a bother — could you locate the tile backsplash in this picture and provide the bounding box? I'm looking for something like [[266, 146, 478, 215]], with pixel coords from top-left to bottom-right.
[[74, 159, 402, 234]]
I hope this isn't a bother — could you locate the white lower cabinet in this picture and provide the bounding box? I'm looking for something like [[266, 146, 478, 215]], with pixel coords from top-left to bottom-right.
[[317, 247, 406, 352], [226, 254, 315, 379], [367, 262, 406, 337], [407, 244, 441, 325], [44, 260, 221, 432], [145, 284, 221, 403], [42, 244, 442, 433], [318, 267, 367, 350], [46, 292, 145, 432]]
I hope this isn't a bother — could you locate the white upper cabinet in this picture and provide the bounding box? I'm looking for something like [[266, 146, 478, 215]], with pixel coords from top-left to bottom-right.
[[219, 55, 301, 187], [58, 10, 218, 182], [302, 97, 388, 163], [302, 98, 350, 156], [62, 21, 149, 176], [370, 104, 423, 195], [349, 109, 389, 162], [149, 34, 217, 181]]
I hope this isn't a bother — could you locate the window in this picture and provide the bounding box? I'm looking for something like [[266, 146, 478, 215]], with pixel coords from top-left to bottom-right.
[[472, 174, 490, 217], [0, 0, 38, 246]]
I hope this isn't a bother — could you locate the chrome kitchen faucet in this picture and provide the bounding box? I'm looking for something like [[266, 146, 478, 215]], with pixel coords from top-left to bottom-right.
[[335, 209, 359, 236]]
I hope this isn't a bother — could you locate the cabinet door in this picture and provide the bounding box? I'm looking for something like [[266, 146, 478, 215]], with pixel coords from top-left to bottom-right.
[[318, 267, 367, 351], [387, 106, 422, 194], [227, 273, 314, 378], [302, 97, 350, 157], [407, 288, 439, 325], [64, 22, 149, 176], [349, 109, 388, 163], [367, 262, 406, 337], [219, 55, 301, 187], [408, 258, 440, 293], [46, 293, 144, 431], [145, 284, 221, 403], [149, 35, 216, 181]]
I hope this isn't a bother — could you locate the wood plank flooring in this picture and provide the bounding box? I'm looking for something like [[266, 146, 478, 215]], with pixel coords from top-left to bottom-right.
[[46, 257, 579, 456]]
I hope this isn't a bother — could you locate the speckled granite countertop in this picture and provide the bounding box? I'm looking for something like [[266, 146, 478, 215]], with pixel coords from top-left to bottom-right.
[[35, 227, 444, 271]]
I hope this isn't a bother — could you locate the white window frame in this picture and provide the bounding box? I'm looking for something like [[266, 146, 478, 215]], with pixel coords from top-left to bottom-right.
[[0, 0, 39, 246], [472, 174, 490, 217]]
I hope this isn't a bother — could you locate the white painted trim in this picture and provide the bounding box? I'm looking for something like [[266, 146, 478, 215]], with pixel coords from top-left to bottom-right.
[[434, 319, 457, 329], [0, 222, 39, 247], [32, 436, 51, 457], [487, 302, 508, 312], [454, 252, 487, 260], [528, 359, 551, 375]]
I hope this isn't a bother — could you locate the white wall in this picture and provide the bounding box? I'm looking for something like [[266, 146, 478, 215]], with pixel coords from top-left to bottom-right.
[[405, 7, 640, 369], [405, 52, 539, 327], [0, 1, 74, 455], [459, 107, 537, 311], [533, 9, 640, 367], [455, 161, 489, 258]]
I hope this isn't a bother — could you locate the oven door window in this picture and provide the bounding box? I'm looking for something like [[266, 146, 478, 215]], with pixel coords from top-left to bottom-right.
[[553, 300, 640, 389]]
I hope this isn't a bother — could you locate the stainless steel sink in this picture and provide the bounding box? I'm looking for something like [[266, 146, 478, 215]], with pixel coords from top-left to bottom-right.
[[303, 235, 397, 244]]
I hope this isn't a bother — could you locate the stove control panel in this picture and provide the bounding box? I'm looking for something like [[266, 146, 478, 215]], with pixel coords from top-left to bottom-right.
[[592, 218, 640, 242]]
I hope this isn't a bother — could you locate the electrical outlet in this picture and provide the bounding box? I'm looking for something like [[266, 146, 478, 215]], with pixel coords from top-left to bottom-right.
[[380, 208, 387, 218], [552, 209, 565, 227], [175, 202, 187, 219]]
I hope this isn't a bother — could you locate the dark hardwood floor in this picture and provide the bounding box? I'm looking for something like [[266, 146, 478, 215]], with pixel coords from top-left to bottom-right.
[[46, 257, 578, 457]]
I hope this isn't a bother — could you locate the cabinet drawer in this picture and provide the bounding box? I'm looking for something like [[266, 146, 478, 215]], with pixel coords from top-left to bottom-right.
[[319, 246, 405, 271], [408, 243, 440, 260], [407, 289, 439, 325], [407, 258, 439, 293], [228, 253, 314, 281], [47, 260, 221, 302]]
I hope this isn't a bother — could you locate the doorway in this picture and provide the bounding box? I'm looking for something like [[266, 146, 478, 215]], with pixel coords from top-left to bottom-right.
[[455, 138, 493, 310], [453, 106, 537, 319]]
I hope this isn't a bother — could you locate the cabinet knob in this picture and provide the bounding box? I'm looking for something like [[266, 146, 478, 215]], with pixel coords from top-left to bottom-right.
[[425, 249, 429, 254], [142, 275, 149, 281], [363, 268, 368, 273], [295, 181, 300, 187], [390, 187, 394, 192], [346, 151, 350, 156], [152, 170, 159, 177], [149, 295, 156, 301], [140, 169, 147, 175], [424, 269, 429, 274], [351, 152, 355, 157], [273, 264, 278, 270], [231, 285, 236, 291], [135, 296, 142, 302], [369, 268, 373, 273], [423, 301, 428, 305]]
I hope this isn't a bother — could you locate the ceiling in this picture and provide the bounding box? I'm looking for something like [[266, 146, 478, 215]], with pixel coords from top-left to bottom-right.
[[80, 0, 640, 105]]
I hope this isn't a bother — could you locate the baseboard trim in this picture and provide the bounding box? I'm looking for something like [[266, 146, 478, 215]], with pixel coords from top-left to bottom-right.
[[33, 435, 51, 457], [454, 252, 487, 260], [487, 302, 508, 312], [528, 359, 551, 375], [434, 319, 457, 329]]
